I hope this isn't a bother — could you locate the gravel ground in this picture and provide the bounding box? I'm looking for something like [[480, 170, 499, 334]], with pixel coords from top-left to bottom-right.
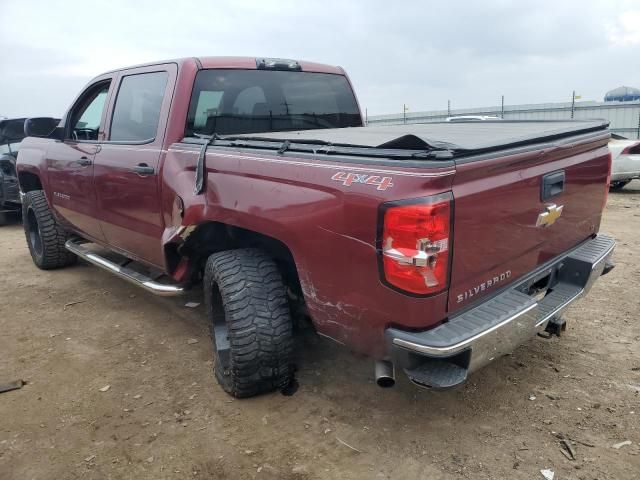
[[1, 181, 639, 480]]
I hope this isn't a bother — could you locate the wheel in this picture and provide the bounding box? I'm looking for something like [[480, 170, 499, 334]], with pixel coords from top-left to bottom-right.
[[609, 180, 630, 191], [22, 190, 77, 269], [204, 248, 294, 398]]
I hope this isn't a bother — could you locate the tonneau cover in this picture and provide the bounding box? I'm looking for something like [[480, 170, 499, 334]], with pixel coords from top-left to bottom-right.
[[232, 120, 609, 153]]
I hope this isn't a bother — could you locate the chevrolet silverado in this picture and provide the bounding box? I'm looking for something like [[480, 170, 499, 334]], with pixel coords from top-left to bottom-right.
[[17, 57, 615, 397]]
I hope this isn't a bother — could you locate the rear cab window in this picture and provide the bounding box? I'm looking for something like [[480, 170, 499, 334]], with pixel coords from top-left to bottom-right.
[[185, 69, 362, 137]]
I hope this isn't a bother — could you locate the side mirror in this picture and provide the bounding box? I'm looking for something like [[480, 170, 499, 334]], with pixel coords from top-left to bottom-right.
[[24, 117, 63, 140]]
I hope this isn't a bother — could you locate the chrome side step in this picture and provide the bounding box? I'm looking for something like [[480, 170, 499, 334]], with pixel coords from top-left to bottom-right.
[[64, 239, 186, 297]]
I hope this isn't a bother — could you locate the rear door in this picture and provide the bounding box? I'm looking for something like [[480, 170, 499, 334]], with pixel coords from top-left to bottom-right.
[[46, 76, 114, 241], [93, 64, 176, 268], [448, 136, 610, 313]]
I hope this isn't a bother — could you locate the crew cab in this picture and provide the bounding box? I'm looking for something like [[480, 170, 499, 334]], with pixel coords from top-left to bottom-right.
[[17, 57, 615, 397]]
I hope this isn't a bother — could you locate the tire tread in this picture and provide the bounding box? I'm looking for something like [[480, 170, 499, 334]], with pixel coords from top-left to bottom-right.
[[204, 248, 293, 398], [22, 190, 77, 270]]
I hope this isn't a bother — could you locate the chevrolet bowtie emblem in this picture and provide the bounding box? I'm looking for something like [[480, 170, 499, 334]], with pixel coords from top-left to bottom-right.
[[536, 204, 564, 227]]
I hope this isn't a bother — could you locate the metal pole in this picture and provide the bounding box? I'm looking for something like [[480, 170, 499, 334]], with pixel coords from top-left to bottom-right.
[[447, 100, 451, 117], [403, 104, 406, 124], [571, 90, 575, 119], [637, 110, 640, 139], [501, 95, 505, 119], [365, 108, 368, 126]]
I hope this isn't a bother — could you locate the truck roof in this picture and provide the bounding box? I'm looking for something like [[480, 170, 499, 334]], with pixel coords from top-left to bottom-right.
[[101, 56, 344, 75]]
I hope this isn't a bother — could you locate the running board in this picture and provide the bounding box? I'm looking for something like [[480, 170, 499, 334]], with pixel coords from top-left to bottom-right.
[[64, 239, 187, 297]]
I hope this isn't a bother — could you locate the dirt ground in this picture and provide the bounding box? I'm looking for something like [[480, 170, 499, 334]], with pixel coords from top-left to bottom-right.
[[1, 183, 639, 480]]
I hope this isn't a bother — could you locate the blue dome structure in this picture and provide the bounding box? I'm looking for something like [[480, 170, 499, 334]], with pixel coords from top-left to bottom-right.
[[604, 86, 640, 102]]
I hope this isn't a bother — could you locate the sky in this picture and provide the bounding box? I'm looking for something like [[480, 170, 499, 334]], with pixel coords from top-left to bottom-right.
[[1, 0, 639, 118]]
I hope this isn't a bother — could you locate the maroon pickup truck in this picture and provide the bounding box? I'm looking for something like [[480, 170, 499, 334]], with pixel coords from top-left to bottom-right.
[[17, 56, 615, 397]]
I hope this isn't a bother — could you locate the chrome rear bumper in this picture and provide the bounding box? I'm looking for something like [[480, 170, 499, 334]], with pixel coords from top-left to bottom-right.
[[386, 234, 615, 389]]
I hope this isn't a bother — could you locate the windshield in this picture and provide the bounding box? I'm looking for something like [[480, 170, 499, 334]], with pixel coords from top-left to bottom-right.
[[186, 69, 362, 137]]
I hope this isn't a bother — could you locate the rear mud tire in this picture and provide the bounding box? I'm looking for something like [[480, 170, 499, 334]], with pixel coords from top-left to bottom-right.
[[22, 190, 77, 270], [203, 248, 294, 398]]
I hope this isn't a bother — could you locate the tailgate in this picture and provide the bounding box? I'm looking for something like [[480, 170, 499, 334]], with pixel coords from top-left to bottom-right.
[[448, 133, 611, 313]]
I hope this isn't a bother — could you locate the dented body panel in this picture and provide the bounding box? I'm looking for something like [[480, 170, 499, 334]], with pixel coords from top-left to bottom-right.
[[162, 144, 455, 357]]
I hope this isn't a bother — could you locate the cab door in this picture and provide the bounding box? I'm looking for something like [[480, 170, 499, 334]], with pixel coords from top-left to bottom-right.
[[93, 64, 176, 268], [46, 76, 114, 241]]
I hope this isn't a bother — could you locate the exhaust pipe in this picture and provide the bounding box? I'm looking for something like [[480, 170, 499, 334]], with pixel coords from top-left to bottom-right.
[[375, 360, 396, 388]]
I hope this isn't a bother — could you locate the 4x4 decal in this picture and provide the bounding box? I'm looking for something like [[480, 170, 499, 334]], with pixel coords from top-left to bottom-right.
[[331, 172, 394, 191]]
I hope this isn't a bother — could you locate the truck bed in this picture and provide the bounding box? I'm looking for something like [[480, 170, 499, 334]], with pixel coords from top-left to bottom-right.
[[198, 119, 612, 317]]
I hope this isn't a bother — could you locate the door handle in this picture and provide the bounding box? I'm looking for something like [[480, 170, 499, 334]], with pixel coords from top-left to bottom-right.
[[541, 171, 565, 201], [130, 163, 155, 175], [77, 157, 92, 167]]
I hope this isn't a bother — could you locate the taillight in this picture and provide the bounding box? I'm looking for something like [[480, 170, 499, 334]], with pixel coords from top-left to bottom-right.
[[379, 193, 452, 295]]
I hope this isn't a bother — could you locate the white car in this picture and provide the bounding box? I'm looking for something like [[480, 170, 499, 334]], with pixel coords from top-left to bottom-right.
[[608, 134, 640, 190], [445, 115, 502, 122]]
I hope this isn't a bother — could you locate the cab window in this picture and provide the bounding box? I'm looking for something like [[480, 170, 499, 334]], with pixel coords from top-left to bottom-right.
[[110, 71, 168, 142], [186, 69, 362, 136], [69, 81, 110, 141]]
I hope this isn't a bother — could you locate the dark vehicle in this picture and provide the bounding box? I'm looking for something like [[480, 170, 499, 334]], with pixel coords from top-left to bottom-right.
[[17, 57, 615, 397], [0, 118, 27, 225]]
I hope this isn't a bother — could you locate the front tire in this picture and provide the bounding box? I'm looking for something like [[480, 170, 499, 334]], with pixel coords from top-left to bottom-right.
[[204, 248, 294, 398], [22, 190, 77, 269]]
